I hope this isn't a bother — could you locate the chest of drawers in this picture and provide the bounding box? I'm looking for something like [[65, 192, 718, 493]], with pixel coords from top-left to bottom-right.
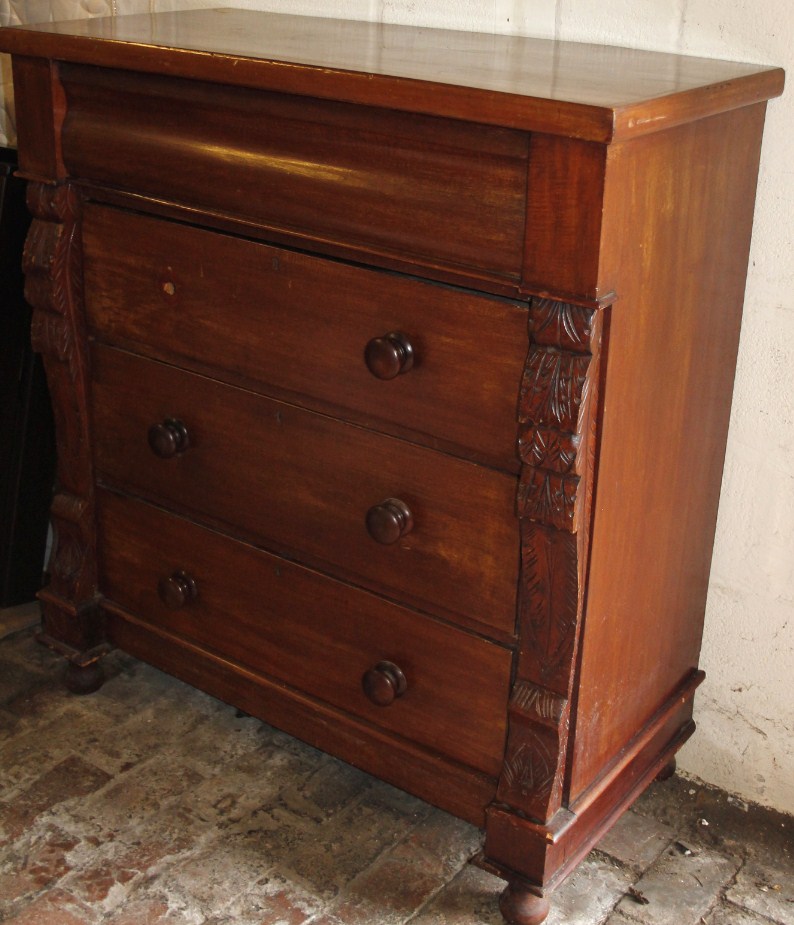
[[0, 10, 783, 923]]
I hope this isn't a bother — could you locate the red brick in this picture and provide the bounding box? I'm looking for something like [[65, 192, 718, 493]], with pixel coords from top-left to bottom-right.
[[0, 825, 79, 903], [226, 882, 320, 925], [326, 812, 480, 924], [1, 887, 100, 924], [408, 865, 506, 925], [283, 788, 427, 899], [63, 837, 195, 905], [0, 756, 111, 844], [67, 756, 204, 835], [3, 680, 72, 723], [597, 809, 675, 870], [256, 889, 316, 925], [0, 711, 116, 799], [102, 896, 185, 925]]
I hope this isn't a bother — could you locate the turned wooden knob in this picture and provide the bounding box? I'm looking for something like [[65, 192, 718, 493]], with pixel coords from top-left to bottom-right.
[[148, 418, 190, 458], [362, 660, 407, 706], [364, 331, 414, 380], [158, 570, 198, 609], [365, 498, 413, 545]]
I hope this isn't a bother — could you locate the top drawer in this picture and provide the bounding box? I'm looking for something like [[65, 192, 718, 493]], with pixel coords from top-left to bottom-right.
[[61, 64, 529, 285], [82, 204, 529, 470]]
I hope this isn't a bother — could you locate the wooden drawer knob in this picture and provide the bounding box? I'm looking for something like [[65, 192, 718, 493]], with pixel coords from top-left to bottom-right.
[[362, 660, 407, 706], [148, 418, 190, 458], [364, 331, 414, 380], [366, 498, 413, 545], [158, 570, 198, 609]]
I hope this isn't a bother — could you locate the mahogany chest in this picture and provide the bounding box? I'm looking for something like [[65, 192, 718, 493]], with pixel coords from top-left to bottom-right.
[[0, 10, 783, 922]]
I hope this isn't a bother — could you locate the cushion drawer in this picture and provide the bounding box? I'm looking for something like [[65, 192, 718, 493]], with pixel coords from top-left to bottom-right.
[[97, 490, 512, 778], [91, 345, 519, 637], [82, 204, 529, 471], [62, 64, 529, 284]]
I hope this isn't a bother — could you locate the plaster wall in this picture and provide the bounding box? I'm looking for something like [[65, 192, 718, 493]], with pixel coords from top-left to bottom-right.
[[1, 0, 790, 813]]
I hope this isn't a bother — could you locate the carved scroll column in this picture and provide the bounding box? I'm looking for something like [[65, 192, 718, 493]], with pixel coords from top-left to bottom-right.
[[496, 297, 604, 824], [23, 181, 104, 665]]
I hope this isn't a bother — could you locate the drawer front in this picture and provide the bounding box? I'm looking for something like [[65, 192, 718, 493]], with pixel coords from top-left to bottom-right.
[[62, 65, 529, 283], [98, 490, 512, 777], [91, 346, 519, 636], [82, 204, 529, 471]]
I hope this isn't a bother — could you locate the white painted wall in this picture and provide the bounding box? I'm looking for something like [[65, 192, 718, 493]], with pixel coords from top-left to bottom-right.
[[1, 0, 790, 813]]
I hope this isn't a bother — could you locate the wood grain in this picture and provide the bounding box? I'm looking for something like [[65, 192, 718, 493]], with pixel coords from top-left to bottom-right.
[[63, 65, 528, 284], [98, 489, 512, 776], [90, 344, 520, 637], [10, 57, 66, 181], [0, 9, 783, 142], [568, 102, 771, 800], [82, 203, 529, 471]]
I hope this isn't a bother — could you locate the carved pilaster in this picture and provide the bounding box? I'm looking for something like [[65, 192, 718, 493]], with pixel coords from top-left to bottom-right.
[[23, 181, 104, 661], [499, 681, 570, 821], [497, 297, 604, 824]]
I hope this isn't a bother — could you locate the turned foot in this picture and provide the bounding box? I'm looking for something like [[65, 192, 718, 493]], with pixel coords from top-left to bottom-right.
[[499, 881, 550, 925], [64, 659, 105, 694], [655, 757, 677, 782]]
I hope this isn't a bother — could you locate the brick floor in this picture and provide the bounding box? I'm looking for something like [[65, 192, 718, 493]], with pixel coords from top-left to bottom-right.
[[1, 620, 792, 925]]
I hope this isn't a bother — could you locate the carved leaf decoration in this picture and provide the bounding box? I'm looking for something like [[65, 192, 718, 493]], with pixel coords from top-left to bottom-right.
[[530, 298, 594, 351], [519, 347, 592, 432], [22, 183, 97, 603], [50, 492, 88, 523], [48, 489, 96, 604], [517, 424, 580, 474], [510, 681, 567, 726], [520, 523, 579, 691], [498, 721, 568, 822], [52, 532, 87, 583], [517, 468, 579, 532], [24, 185, 82, 318], [31, 312, 74, 363], [500, 298, 602, 823], [501, 738, 557, 798]]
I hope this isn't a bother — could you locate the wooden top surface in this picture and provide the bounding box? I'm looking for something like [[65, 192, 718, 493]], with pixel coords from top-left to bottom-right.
[[0, 7, 783, 141]]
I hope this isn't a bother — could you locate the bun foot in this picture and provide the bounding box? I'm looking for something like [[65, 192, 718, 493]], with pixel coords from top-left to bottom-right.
[[499, 881, 550, 925], [655, 757, 677, 782], [64, 660, 105, 695]]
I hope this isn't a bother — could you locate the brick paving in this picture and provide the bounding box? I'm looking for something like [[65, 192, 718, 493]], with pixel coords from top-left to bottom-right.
[[1, 620, 792, 925]]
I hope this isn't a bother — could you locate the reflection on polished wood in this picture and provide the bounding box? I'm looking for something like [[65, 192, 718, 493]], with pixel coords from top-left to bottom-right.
[[0, 8, 784, 141]]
